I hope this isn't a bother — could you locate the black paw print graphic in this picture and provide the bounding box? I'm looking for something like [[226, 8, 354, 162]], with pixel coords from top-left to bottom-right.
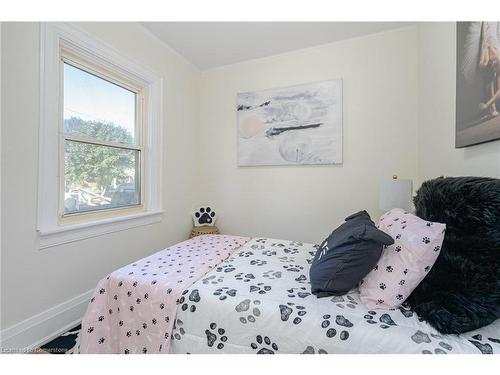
[[399, 305, 414, 318], [238, 251, 254, 258], [433, 246, 441, 252], [283, 264, 304, 272], [363, 311, 397, 329], [216, 264, 236, 273], [283, 247, 300, 255], [302, 346, 328, 354], [263, 270, 282, 279], [295, 274, 308, 284], [235, 299, 261, 324], [386, 266, 394, 272], [205, 322, 228, 350], [467, 334, 494, 354], [278, 255, 295, 263], [287, 287, 311, 299], [172, 319, 186, 341], [250, 335, 278, 354], [213, 287, 237, 300], [422, 237, 430, 244], [179, 289, 201, 312], [262, 250, 277, 257], [234, 272, 255, 282], [279, 303, 307, 324], [202, 274, 225, 285], [379, 283, 387, 290], [320, 314, 350, 340], [249, 283, 272, 295], [250, 244, 265, 251], [330, 294, 358, 309], [394, 245, 402, 252], [250, 259, 267, 266], [193, 206, 216, 225]]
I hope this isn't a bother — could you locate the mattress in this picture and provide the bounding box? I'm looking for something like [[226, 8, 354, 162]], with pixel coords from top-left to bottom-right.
[[171, 237, 500, 354]]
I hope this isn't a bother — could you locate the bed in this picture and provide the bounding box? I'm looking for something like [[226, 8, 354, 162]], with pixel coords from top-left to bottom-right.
[[170, 237, 500, 354], [79, 235, 500, 354]]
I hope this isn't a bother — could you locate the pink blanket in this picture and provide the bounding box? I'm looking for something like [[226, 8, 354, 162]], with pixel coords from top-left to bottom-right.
[[79, 235, 250, 354]]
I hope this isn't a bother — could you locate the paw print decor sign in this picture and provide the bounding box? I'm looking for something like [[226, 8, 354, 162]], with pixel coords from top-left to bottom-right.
[[193, 206, 217, 227]]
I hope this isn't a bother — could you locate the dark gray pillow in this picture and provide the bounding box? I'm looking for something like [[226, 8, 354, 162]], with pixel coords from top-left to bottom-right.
[[310, 211, 394, 297]]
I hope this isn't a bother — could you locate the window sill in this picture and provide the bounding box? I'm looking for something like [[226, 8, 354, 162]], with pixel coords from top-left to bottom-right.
[[37, 210, 164, 249]]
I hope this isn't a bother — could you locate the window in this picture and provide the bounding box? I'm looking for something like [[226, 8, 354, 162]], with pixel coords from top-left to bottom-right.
[[38, 23, 163, 249], [62, 61, 141, 216]]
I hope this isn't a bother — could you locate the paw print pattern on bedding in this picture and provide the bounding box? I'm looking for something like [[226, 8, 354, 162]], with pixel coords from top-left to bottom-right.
[[282, 264, 304, 272], [249, 283, 272, 295], [320, 314, 352, 341], [234, 272, 256, 282], [178, 289, 201, 312], [287, 287, 311, 299], [205, 323, 228, 350], [330, 294, 359, 309], [250, 335, 279, 354], [302, 346, 328, 354], [464, 333, 500, 354], [409, 330, 457, 354], [279, 302, 307, 325], [202, 274, 225, 285], [169, 237, 499, 354], [235, 299, 262, 324], [262, 270, 282, 279], [362, 310, 397, 329], [172, 319, 186, 341], [213, 287, 237, 300], [79, 235, 250, 354]]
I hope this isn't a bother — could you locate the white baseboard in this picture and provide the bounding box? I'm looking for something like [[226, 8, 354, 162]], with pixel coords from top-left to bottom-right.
[[0, 288, 94, 351]]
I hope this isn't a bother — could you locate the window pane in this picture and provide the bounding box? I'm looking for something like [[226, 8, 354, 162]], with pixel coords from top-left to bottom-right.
[[63, 63, 136, 144], [64, 140, 140, 215]]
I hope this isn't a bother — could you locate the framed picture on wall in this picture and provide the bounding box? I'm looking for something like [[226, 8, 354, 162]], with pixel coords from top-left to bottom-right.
[[236, 79, 343, 166], [456, 22, 500, 148]]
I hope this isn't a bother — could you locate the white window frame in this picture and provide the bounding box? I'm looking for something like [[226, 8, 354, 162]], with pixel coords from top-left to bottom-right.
[[38, 23, 163, 249]]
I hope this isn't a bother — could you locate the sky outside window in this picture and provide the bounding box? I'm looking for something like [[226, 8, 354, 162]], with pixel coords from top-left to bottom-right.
[[63, 63, 136, 143]]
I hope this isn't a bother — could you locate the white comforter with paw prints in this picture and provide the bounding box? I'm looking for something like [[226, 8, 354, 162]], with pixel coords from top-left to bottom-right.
[[171, 237, 500, 354]]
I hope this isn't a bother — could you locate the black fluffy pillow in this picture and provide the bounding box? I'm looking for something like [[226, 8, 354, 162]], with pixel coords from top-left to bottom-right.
[[310, 211, 394, 297], [407, 176, 500, 334]]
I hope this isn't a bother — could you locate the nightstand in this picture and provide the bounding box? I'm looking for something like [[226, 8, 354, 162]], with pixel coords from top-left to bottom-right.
[[190, 226, 220, 238]]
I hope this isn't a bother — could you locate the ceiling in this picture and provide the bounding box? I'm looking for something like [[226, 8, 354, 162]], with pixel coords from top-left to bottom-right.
[[140, 22, 414, 70]]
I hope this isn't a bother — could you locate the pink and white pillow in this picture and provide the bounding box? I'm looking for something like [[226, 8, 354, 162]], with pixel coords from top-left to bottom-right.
[[359, 208, 446, 309]]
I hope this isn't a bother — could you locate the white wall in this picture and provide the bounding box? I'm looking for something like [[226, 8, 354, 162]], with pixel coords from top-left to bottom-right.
[[417, 23, 500, 181], [197, 27, 419, 243], [0, 22, 200, 334]]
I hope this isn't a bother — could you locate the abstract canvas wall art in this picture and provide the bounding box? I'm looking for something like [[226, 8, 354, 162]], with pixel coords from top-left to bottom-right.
[[237, 80, 342, 166], [456, 22, 500, 147]]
